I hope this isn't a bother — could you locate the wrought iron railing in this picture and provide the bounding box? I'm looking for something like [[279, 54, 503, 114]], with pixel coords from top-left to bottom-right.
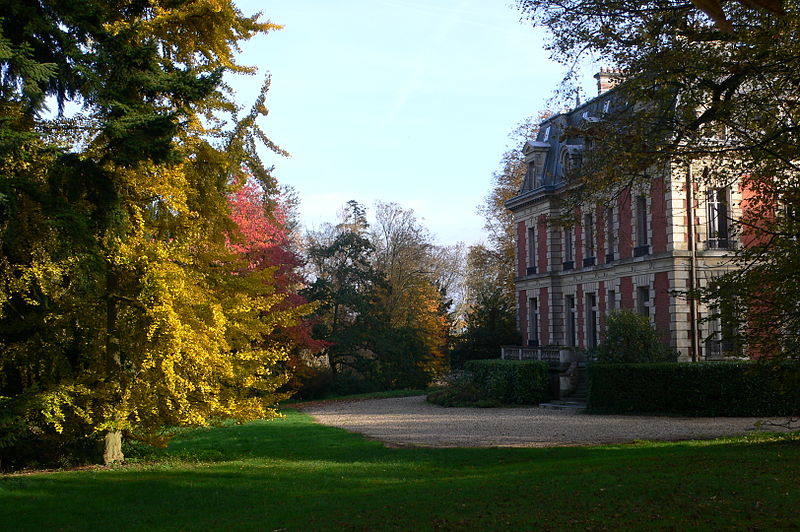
[[704, 339, 741, 360], [705, 238, 737, 251]]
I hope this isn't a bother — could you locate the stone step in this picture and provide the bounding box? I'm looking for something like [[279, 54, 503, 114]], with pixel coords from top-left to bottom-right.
[[539, 401, 586, 413]]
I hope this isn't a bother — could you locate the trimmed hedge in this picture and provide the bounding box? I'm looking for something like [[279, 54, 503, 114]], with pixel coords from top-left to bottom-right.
[[588, 361, 800, 416], [463, 359, 550, 405]]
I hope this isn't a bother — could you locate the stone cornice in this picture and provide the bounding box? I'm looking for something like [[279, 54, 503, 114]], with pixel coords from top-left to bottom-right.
[[505, 183, 565, 211]]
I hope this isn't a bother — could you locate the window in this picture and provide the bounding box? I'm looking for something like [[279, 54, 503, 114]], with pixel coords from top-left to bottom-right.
[[583, 213, 595, 266], [637, 286, 650, 318], [706, 187, 731, 249], [602, 100, 611, 114], [542, 126, 551, 142], [559, 146, 583, 176], [563, 228, 574, 270], [565, 295, 576, 347], [586, 293, 598, 349], [607, 289, 616, 311], [528, 297, 539, 347], [527, 226, 536, 275], [635, 195, 649, 256], [525, 162, 535, 189], [560, 148, 571, 176], [525, 160, 541, 190], [605, 207, 615, 262], [705, 312, 724, 359], [704, 296, 741, 359]]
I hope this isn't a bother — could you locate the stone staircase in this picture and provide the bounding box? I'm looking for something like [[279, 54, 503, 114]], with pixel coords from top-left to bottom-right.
[[539, 366, 588, 413], [567, 365, 588, 402]]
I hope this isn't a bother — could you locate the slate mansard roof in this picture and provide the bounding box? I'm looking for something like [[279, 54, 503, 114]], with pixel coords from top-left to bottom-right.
[[506, 87, 619, 211]]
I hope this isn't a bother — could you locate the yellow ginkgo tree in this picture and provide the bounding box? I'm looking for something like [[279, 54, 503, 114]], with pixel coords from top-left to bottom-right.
[[0, 1, 304, 466]]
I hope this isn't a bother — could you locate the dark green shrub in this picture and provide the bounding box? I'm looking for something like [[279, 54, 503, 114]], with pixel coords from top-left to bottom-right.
[[426, 361, 550, 407], [291, 368, 335, 400], [0, 393, 104, 472], [588, 361, 800, 416], [464, 359, 550, 405], [596, 309, 678, 363], [426, 374, 490, 407], [331, 373, 379, 397]]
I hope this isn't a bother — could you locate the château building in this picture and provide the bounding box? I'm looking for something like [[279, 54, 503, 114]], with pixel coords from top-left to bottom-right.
[[506, 70, 743, 363]]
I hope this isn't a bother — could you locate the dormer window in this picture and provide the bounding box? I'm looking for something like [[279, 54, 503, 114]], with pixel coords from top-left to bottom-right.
[[525, 161, 539, 189], [602, 100, 610, 114], [522, 147, 549, 190], [560, 148, 571, 176], [524, 162, 533, 189], [542, 126, 551, 142], [559, 146, 583, 176]]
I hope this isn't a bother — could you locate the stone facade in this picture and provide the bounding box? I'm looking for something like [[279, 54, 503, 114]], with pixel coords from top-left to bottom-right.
[[506, 88, 742, 362]]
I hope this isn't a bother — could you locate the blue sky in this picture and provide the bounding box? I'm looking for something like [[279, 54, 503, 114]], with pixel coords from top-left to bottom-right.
[[231, 0, 567, 246]]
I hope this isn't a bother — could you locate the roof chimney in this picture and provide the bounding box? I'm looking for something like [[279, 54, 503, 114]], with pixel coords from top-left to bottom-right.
[[594, 67, 623, 95]]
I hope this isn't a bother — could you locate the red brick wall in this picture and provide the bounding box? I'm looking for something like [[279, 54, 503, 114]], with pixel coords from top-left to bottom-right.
[[539, 287, 550, 344], [537, 214, 548, 272], [517, 221, 526, 277], [618, 189, 632, 259], [739, 179, 772, 248], [620, 276, 633, 309], [651, 177, 667, 253], [738, 179, 774, 355], [596, 204, 606, 264]]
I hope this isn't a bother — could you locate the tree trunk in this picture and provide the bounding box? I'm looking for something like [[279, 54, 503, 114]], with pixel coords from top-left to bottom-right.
[[106, 268, 121, 370], [103, 430, 124, 464], [104, 266, 124, 465]]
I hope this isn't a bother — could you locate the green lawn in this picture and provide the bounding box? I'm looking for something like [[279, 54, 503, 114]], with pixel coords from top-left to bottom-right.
[[285, 388, 428, 405], [2, 410, 799, 531]]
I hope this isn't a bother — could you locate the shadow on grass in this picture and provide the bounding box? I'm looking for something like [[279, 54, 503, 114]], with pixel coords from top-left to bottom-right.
[[9, 408, 800, 478], [3, 411, 799, 531]]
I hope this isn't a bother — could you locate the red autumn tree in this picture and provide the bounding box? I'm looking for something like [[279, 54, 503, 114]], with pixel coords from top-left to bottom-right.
[[228, 179, 326, 391]]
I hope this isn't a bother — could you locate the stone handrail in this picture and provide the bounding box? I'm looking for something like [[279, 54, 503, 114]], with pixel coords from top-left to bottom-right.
[[500, 345, 582, 365]]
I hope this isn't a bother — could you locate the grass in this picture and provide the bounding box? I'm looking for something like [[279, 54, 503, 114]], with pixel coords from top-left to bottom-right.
[[2, 410, 799, 531], [286, 388, 428, 405]]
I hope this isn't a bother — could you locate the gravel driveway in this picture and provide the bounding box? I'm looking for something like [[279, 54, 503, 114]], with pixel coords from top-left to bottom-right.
[[303, 395, 794, 448]]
